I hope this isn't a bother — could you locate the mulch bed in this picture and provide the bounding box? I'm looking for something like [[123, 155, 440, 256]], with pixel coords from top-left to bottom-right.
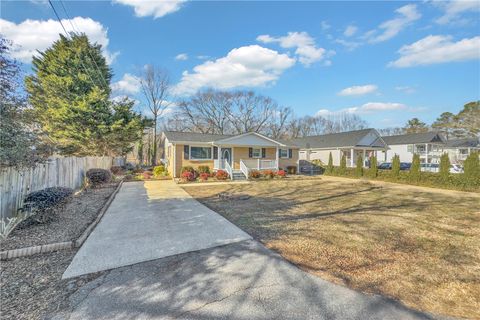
[[0, 182, 118, 251], [0, 249, 104, 320]]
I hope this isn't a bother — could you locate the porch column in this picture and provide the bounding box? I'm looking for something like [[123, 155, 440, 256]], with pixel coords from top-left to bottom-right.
[[276, 146, 279, 170], [350, 148, 354, 167], [217, 144, 221, 169], [363, 149, 366, 167], [425, 143, 429, 164]]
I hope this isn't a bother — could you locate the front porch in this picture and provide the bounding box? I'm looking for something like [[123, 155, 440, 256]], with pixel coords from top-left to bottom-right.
[[341, 147, 386, 167]]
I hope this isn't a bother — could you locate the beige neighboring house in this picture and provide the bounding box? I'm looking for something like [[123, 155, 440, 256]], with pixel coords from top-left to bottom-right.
[[294, 128, 388, 168], [161, 131, 300, 179]]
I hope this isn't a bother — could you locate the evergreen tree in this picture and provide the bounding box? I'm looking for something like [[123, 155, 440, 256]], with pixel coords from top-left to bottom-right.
[[409, 153, 421, 183], [463, 152, 479, 186], [404, 118, 428, 133], [355, 155, 363, 177], [432, 112, 456, 139], [439, 153, 451, 181], [25, 34, 143, 156], [391, 154, 400, 178], [339, 154, 346, 174], [327, 152, 333, 174], [456, 101, 479, 138], [369, 155, 378, 178]]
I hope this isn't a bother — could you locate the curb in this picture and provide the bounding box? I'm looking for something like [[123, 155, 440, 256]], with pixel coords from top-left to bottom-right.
[[0, 180, 123, 261]]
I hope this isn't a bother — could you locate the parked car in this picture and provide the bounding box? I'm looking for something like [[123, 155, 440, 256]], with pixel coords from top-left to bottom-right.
[[400, 162, 411, 171], [378, 162, 392, 170], [450, 164, 464, 174], [421, 163, 439, 173]]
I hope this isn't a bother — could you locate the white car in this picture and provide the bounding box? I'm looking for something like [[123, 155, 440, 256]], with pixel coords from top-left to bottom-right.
[[450, 164, 464, 174]]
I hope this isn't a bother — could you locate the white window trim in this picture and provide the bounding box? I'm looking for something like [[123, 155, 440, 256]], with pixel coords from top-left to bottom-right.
[[252, 148, 262, 158], [189, 145, 213, 160], [279, 148, 289, 158]]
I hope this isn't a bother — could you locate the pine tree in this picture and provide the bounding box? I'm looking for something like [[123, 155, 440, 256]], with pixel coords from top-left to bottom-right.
[[463, 152, 480, 187], [439, 153, 451, 181], [355, 155, 363, 177], [339, 154, 347, 174], [409, 153, 421, 183], [327, 152, 333, 174], [369, 155, 378, 178], [391, 154, 400, 179]]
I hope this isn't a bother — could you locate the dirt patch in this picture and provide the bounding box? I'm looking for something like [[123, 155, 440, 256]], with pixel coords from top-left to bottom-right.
[[1, 182, 118, 251], [184, 178, 480, 319]]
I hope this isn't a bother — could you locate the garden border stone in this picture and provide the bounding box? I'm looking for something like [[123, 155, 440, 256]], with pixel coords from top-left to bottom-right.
[[0, 180, 123, 261]]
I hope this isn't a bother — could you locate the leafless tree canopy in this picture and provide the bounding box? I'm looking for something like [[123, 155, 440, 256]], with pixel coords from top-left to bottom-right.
[[164, 89, 370, 139]]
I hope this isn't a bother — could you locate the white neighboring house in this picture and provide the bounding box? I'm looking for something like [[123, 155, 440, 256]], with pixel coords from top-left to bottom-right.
[[380, 132, 446, 164], [444, 138, 480, 163], [294, 128, 388, 168]]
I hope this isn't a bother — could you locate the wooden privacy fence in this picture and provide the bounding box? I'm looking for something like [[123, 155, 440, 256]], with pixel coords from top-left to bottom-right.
[[0, 156, 123, 219]]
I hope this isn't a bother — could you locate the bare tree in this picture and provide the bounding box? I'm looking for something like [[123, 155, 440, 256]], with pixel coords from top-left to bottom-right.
[[324, 112, 368, 133], [227, 91, 276, 134], [264, 105, 292, 139], [139, 65, 170, 165], [377, 127, 405, 136]]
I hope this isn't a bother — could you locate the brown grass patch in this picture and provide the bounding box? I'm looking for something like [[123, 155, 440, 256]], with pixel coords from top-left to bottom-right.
[[184, 177, 480, 319]]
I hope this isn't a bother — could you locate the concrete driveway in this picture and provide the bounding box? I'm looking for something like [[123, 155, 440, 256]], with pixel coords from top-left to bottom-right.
[[63, 180, 251, 278], [59, 180, 440, 319]]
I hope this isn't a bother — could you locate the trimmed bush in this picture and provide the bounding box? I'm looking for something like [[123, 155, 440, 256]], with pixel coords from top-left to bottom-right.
[[286, 166, 297, 174], [463, 151, 480, 186], [391, 155, 400, 179], [439, 153, 451, 182], [20, 187, 73, 225], [86, 168, 112, 186], [409, 154, 421, 182], [197, 165, 211, 174], [355, 155, 363, 177], [110, 166, 123, 175], [142, 171, 153, 179], [199, 172, 209, 181], [153, 165, 165, 177], [181, 171, 195, 181], [327, 152, 334, 174], [249, 170, 261, 179], [262, 170, 276, 178], [215, 170, 229, 180], [369, 156, 378, 178], [181, 166, 195, 173], [339, 154, 347, 174], [277, 169, 287, 177]]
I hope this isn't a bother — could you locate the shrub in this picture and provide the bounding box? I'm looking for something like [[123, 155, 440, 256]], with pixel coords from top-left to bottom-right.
[[391, 155, 400, 179], [355, 155, 363, 177], [277, 169, 287, 177], [86, 168, 112, 186], [327, 152, 334, 174], [181, 166, 195, 174], [197, 165, 211, 174], [20, 187, 73, 224], [153, 165, 165, 177], [199, 172, 209, 181], [132, 167, 144, 174], [463, 151, 480, 186], [181, 171, 195, 181], [142, 171, 153, 179], [286, 166, 297, 174], [249, 170, 261, 179], [409, 154, 421, 183], [339, 154, 347, 174], [262, 170, 276, 178], [110, 166, 123, 175], [124, 174, 134, 181], [215, 170, 229, 180], [369, 156, 378, 178], [439, 153, 451, 182]]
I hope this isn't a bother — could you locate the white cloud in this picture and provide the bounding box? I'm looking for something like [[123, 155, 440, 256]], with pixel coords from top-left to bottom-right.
[[335, 39, 362, 51], [174, 45, 295, 95], [175, 53, 188, 61], [321, 21, 331, 31], [257, 31, 330, 66], [395, 86, 416, 94], [111, 73, 141, 95], [389, 35, 480, 68], [0, 17, 117, 64], [365, 4, 421, 43], [434, 0, 480, 25], [344, 25, 358, 37], [338, 84, 378, 96], [316, 102, 408, 116], [197, 55, 210, 60], [113, 0, 186, 19]]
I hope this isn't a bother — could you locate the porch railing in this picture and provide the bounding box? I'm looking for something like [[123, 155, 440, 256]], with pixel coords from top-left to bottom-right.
[[240, 159, 278, 170], [224, 160, 233, 180], [240, 160, 249, 179]]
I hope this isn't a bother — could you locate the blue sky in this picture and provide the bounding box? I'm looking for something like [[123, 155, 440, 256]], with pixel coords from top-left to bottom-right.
[[1, 0, 479, 128]]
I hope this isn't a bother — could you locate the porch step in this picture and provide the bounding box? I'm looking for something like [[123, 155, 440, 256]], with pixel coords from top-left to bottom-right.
[[232, 172, 247, 180]]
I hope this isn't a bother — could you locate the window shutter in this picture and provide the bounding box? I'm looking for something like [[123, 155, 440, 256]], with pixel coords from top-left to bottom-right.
[[278, 149, 281, 158], [213, 146, 218, 159], [288, 149, 293, 159], [262, 148, 266, 158], [184, 145, 189, 160], [249, 148, 253, 158]]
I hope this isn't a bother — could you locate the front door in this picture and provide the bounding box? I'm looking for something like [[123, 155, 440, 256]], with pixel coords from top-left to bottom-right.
[[221, 148, 232, 166]]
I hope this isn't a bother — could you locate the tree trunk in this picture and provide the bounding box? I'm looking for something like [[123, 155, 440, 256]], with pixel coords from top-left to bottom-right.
[[152, 118, 157, 166]]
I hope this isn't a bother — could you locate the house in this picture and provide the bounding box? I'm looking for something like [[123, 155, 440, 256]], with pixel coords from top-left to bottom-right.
[[294, 128, 388, 167], [444, 138, 480, 163], [161, 131, 300, 178], [379, 132, 446, 164]]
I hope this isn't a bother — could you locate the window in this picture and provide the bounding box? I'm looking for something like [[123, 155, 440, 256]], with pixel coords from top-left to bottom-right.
[[279, 149, 288, 158], [190, 146, 212, 160], [252, 148, 261, 158]]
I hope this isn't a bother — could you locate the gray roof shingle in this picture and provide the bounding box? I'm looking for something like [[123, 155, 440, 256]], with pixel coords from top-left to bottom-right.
[[293, 129, 379, 149], [382, 132, 446, 145], [445, 138, 480, 148]]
